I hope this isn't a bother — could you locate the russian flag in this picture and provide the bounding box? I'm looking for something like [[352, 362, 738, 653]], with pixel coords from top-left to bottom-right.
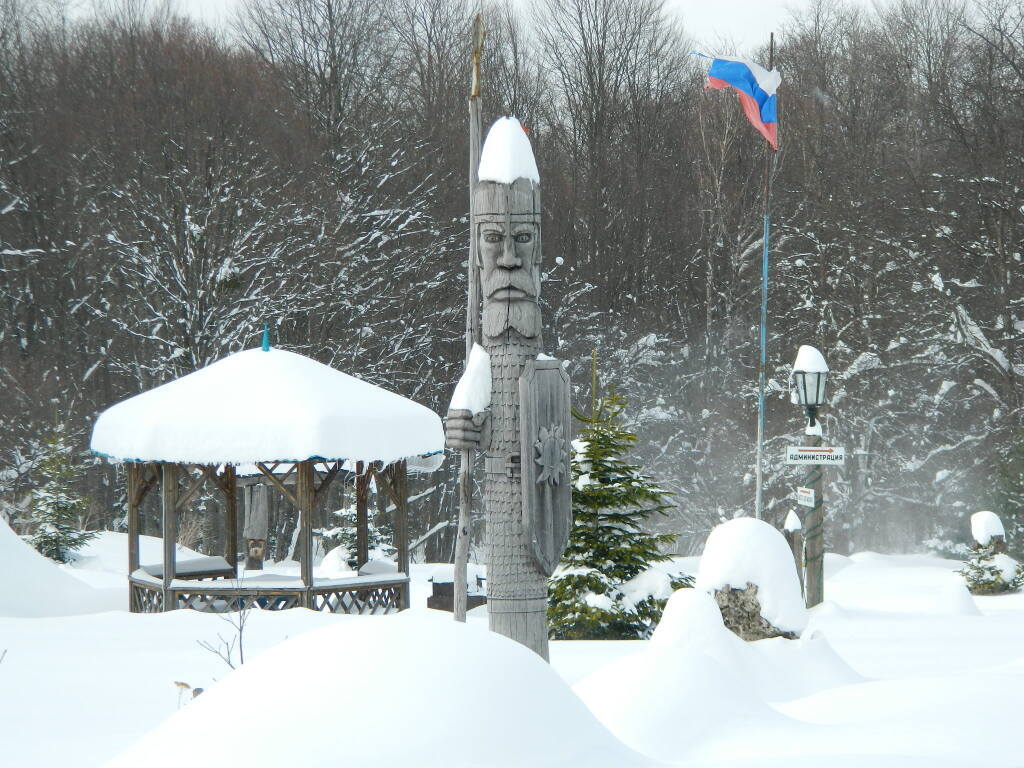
[[694, 53, 780, 150]]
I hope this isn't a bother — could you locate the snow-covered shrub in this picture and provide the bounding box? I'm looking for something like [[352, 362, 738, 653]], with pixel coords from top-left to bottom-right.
[[695, 517, 807, 641], [548, 392, 690, 640], [26, 429, 96, 563], [959, 511, 1023, 595]]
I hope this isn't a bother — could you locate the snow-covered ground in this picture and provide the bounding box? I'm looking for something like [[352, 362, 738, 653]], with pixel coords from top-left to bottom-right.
[[1, 530, 1022, 767]]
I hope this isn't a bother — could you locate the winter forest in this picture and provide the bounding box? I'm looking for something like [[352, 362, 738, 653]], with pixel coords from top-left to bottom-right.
[[1, 0, 1022, 561]]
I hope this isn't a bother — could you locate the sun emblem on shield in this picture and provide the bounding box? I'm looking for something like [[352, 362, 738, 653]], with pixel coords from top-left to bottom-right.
[[534, 424, 568, 486]]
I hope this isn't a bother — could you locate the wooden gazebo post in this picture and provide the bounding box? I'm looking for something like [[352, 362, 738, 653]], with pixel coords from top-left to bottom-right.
[[296, 460, 316, 607], [376, 460, 411, 610], [355, 461, 369, 568], [161, 462, 178, 610], [222, 464, 239, 576]]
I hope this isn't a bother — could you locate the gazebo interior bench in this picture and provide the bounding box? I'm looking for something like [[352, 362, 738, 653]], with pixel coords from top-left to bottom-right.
[[140, 555, 234, 581]]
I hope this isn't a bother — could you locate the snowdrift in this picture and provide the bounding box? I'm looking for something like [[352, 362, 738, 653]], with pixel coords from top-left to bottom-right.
[[0, 519, 118, 617], [107, 610, 655, 768], [575, 590, 861, 762]]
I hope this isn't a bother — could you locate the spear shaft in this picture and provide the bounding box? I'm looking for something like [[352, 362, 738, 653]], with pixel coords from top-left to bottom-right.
[[454, 14, 485, 622]]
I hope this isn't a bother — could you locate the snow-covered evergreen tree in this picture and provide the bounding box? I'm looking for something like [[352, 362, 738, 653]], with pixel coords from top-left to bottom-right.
[[27, 429, 96, 563], [958, 541, 1024, 596], [548, 390, 690, 640]]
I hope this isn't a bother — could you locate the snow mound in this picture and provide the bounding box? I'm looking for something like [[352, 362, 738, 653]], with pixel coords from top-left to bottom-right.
[[108, 611, 651, 768], [784, 510, 802, 531], [91, 347, 444, 468], [449, 342, 491, 414], [696, 517, 808, 634], [929, 579, 981, 616], [992, 553, 1020, 582], [575, 589, 859, 760], [0, 520, 117, 617], [478, 116, 540, 184], [970, 510, 1004, 545]]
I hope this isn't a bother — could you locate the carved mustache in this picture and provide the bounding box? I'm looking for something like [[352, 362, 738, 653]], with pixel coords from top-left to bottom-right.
[[482, 268, 540, 301]]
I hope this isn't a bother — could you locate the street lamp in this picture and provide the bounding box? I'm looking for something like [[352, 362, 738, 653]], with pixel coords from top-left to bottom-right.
[[789, 344, 829, 608], [790, 345, 829, 430]]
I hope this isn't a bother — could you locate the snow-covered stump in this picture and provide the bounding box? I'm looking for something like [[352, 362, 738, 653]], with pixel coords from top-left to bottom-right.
[[696, 517, 807, 641]]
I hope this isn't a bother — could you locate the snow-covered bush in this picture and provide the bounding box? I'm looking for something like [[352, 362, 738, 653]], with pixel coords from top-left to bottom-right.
[[695, 517, 807, 640], [548, 392, 691, 640], [959, 511, 1023, 595], [26, 429, 96, 563]]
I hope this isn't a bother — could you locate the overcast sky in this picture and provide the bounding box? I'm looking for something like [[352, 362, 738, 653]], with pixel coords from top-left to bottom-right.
[[164, 0, 875, 55]]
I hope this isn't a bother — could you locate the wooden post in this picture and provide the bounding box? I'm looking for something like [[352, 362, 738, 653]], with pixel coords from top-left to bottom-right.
[[377, 461, 412, 610], [355, 461, 369, 568], [161, 462, 178, 610], [296, 461, 315, 606], [127, 464, 141, 574], [222, 464, 239, 576], [802, 430, 826, 608], [455, 12, 486, 624]]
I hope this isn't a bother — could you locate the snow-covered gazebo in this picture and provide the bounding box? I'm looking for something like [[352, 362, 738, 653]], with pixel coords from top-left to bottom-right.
[[91, 345, 444, 614]]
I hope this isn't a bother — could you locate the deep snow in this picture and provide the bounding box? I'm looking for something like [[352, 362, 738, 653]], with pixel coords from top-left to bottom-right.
[[1, 527, 1023, 767]]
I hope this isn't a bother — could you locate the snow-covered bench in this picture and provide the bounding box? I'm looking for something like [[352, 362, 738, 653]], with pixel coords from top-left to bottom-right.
[[139, 555, 235, 581]]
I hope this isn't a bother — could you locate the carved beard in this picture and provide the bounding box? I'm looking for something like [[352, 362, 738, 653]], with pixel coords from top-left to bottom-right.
[[483, 299, 542, 340]]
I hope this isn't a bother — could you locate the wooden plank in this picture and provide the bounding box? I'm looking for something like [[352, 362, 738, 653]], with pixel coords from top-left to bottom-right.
[[222, 464, 239, 575], [161, 462, 178, 610], [296, 461, 315, 604], [255, 462, 299, 507], [127, 464, 141, 611], [355, 461, 369, 568]]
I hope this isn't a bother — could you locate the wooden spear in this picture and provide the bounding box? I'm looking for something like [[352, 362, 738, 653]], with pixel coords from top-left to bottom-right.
[[453, 13, 485, 623]]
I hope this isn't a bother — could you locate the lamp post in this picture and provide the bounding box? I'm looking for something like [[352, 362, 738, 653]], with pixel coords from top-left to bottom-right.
[[790, 345, 829, 607]]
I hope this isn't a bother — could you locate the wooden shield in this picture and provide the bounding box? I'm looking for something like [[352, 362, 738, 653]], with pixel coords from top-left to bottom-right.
[[519, 359, 572, 576]]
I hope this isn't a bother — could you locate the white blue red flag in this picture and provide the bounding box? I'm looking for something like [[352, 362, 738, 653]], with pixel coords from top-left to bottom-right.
[[694, 53, 780, 150]]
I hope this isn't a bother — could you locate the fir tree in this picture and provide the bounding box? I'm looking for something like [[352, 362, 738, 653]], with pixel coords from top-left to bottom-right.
[[549, 387, 690, 640], [27, 429, 96, 563], [958, 541, 1024, 596]]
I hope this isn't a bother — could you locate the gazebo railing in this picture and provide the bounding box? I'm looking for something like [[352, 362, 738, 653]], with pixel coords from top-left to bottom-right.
[[129, 571, 409, 615]]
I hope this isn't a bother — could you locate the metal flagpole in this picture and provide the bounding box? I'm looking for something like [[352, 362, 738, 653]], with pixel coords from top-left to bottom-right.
[[754, 32, 776, 521], [454, 13, 485, 622]]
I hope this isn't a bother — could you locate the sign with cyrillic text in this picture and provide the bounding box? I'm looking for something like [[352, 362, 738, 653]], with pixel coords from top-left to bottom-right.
[[796, 486, 815, 507], [786, 446, 845, 465]]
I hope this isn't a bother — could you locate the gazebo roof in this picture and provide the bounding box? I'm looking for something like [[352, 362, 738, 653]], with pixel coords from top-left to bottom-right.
[[90, 347, 444, 470]]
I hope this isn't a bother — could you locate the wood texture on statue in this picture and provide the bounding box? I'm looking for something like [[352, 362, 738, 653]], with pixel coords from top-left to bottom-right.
[[519, 360, 572, 576], [476, 176, 551, 660]]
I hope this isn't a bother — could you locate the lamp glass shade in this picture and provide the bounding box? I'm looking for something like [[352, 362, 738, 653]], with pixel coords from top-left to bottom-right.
[[791, 369, 828, 407]]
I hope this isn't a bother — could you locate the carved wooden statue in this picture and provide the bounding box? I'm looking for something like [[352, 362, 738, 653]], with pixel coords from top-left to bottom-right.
[[446, 118, 571, 660]]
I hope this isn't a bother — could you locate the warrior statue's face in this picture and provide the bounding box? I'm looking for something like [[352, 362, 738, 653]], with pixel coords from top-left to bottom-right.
[[479, 219, 542, 340]]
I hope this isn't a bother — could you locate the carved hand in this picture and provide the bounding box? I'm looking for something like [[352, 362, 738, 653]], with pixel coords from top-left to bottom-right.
[[445, 409, 490, 451]]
